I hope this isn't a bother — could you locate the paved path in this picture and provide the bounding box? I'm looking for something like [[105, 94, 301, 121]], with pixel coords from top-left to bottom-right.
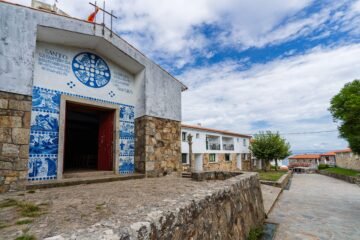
[[267, 174, 360, 240], [261, 184, 282, 215]]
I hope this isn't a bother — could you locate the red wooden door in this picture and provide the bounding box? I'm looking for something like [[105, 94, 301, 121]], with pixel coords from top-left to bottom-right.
[[98, 111, 114, 170]]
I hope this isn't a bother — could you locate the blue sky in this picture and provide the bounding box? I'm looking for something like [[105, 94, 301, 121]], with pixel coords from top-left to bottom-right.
[[11, 0, 360, 152]]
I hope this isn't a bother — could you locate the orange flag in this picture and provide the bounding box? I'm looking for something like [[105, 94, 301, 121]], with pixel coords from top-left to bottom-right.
[[87, 7, 99, 22]]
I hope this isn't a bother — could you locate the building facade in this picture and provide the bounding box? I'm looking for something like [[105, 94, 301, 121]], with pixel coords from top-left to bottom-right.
[[319, 152, 336, 166], [288, 154, 321, 169], [334, 148, 360, 171], [0, 2, 186, 192], [181, 124, 251, 172]]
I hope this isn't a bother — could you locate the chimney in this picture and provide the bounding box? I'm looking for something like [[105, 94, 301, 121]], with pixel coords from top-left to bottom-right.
[[197, 123, 202, 126]]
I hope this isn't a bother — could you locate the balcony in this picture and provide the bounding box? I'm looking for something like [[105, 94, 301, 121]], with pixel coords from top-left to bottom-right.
[[206, 135, 220, 150], [208, 143, 221, 150], [222, 136, 234, 151], [223, 144, 234, 151]]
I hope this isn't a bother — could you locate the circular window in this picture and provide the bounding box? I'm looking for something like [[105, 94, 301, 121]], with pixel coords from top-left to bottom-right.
[[72, 52, 111, 88]]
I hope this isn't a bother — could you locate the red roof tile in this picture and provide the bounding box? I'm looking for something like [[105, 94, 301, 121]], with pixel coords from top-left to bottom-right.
[[181, 124, 251, 138], [321, 151, 336, 156], [333, 148, 352, 153], [289, 154, 321, 159]]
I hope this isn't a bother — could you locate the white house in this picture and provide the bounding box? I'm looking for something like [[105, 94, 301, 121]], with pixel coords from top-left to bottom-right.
[[181, 124, 252, 172]]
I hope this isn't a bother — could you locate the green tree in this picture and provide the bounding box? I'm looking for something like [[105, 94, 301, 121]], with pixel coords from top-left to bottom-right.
[[329, 80, 360, 155], [250, 131, 291, 171]]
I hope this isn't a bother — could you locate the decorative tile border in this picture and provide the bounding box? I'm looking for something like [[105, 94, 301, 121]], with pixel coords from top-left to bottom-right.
[[28, 86, 135, 180], [28, 154, 57, 181]]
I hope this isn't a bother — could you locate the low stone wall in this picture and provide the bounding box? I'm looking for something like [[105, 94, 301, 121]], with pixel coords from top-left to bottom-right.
[[0, 91, 31, 193], [135, 116, 181, 177], [191, 171, 241, 181], [319, 170, 360, 185], [335, 152, 360, 171], [47, 172, 265, 240], [260, 171, 292, 189]]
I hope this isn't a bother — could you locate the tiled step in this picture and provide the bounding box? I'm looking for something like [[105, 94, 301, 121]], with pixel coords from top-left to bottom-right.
[[26, 173, 145, 190], [63, 170, 115, 179]]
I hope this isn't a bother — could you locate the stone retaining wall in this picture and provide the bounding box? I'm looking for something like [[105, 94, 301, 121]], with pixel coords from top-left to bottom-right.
[[0, 91, 31, 193], [319, 170, 360, 185], [135, 116, 181, 177], [47, 172, 265, 240], [260, 171, 292, 189], [191, 171, 241, 181], [335, 152, 360, 171]]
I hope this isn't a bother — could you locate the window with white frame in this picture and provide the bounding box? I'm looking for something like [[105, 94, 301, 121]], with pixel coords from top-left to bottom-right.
[[225, 153, 230, 162], [182, 153, 188, 164], [182, 132, 187, 142], [196, 133, 200, 139], [209, 153, 216, 163], [237, 138, 240, 142], [243, 139, 247, 146]]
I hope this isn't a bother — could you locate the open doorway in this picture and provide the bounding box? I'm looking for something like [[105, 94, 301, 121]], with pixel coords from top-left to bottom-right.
[[64, 102, 115, 173]]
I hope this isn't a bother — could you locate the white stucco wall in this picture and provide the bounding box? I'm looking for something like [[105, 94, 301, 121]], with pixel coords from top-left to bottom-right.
[[0, 2, 185, 121], [33, 42, 136, 106], [181, 127, 251, 154]]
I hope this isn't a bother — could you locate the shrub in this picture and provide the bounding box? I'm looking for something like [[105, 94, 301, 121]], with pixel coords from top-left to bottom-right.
[[318, 164, 329, 170], [248, 227, 263, 240]]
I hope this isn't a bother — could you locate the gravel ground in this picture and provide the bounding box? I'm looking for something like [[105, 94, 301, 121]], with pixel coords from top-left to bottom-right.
[[0, 174, 235, 239]]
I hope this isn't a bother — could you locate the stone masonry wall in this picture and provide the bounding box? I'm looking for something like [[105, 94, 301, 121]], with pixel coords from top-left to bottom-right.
[[336, 152, 360, 171], [182, 153, 252, 172], [135, 116, 181, 177], [47, 172, 265, 240], [203, 153, 238, 171], [0, 91, 31, 193]]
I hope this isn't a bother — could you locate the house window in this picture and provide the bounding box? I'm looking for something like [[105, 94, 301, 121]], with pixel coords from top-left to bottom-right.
[[242, 153, 247, 160], [225, 154, 230, 161], [243, 139, 247, 146], [196, 133, 200, 139], [209, 153, 216, 163], [237, 138, 240, 142], [182, 153, 188, 164], [182, 132, 187, 142]]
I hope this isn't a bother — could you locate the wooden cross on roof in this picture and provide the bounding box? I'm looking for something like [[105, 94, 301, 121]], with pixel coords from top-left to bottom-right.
[[89, 1, 118, 37]]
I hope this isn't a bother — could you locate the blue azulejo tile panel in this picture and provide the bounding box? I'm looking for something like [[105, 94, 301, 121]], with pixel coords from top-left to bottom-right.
[[119, 105, 135, 122], [29, 86, 136, 179], [120, 138, 135, 156], [119, 122, 135, 138], [119, 156, 135, 174], [29, 131, 59, 155], [31, 111, 60, 132], [32, 87, 60, 113], [28, 155, 57, 181]]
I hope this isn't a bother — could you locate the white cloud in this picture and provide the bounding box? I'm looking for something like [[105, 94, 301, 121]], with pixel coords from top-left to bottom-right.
[[8, 0, 319, 67], [179, 44, 360, 150]]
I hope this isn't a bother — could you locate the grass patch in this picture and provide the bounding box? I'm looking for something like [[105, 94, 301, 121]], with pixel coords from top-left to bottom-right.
[[0, 198, 18, 208], [16, 219, 33, 225], [0, 199, 42, 217], [0, 221, 8, 229], [15, 234, 36, 240], [96, 202, 106, 210], [258, 171, 287, 181], [324, 167, 359, 177], [248, 227, 263, 240], [18, 202, 41, 218]]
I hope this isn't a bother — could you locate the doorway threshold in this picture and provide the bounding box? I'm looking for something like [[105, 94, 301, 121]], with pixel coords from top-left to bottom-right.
[[26, 173, 145, 190], [63, 170, 115, 179]]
